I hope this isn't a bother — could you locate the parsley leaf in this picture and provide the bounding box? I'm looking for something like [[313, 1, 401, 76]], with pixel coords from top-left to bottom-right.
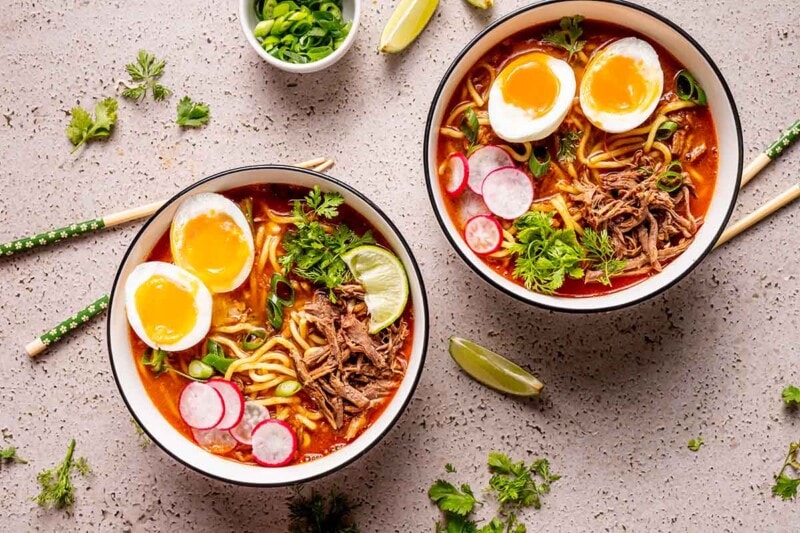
[[287, 487, 359, 533], [34, 439, 91, 510], [445, 463, 457, 473], [782, 385, 800, 406], [65, 98, 117, 153], [121, 50, 171, 102], [556, 130, 582, 163], [687, 437, 704, 452], [176, 96, 210, 127], [542, 15, 586, 62], [0, 445, 27, 466], [429, 480, 477, 516], [280, 187, 374, 301], [508, 211, 585, 294], [771, 441, 800, 501], [581, 228, 625, 286]]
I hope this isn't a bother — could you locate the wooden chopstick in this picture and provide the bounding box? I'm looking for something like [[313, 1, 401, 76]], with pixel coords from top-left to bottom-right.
[[2, 157, 333, 258], [740, 119, 800, 188], [25, 296, 109, 357], [715, 182, 800, 248]]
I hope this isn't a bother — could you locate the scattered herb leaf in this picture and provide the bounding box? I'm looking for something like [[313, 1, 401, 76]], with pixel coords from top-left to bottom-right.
[[687, 437, 704, 452], [542, 15, 586, 62], [121, 50, 171, 102], [429, 480, 477, 517], [65, 98, 118, 153], [772, 441, 800, 501], [34, 439, 91, 510], [306, 185, 345, 219], [131, 419, 151, 448], [782, 385, 800, 406], [445, 463, 457, 473], [287, 487, 359, 533], [0, 446, 27, 466], [555, 130, 581, 163], [581, 228, 625, 286], [487, 452, 560, 511], [176, 96, 210, 127]]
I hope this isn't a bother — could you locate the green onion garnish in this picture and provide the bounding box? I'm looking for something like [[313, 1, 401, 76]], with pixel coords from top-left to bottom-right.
[[528, 146, 551, 178], [675, 70, 707, 106], [270, 273, 295, 307], [188, 360, 214, 380], [460, 107, 479, 145], [242, 328, 268, 350], [655, 161, 684, 192], [267, 293, 285, 329], [275, 380, 302, 397], [141, 348, 169, 374], [655, 120, 679, 140]]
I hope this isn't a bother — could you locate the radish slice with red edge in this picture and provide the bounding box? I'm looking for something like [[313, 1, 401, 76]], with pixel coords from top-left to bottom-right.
[[251, 419, 298, 467], [178, 382, 224, 430], [481, 167, 534, 219], [443, 153, 469, 196], [192, 427, 237, 454], [464, 215, 503, 255], [467, 145, 514, 195], [229, 401, 270, 445], [207, 379, 245, 430]]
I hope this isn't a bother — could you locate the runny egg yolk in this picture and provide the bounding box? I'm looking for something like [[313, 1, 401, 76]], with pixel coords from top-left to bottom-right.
[[134, 275, 198, 345], [586, 54, 648, 113], [501, 53, 560, 117], [177, 211, 250, 292]]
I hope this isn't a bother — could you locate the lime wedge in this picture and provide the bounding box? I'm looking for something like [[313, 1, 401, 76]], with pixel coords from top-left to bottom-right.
[[379, 0, 439, 53], [448, 337, 544, 396], [341, 245, 409, 334]]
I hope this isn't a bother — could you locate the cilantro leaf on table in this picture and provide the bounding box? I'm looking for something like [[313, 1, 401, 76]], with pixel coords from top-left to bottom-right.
[[34, 439, 91, 510], [687, 437, 704, 452], [0, 445, 27, 466], [176, 96, 210, 127], [771, 441, 800, 501], [287, 487, 359, 533], [782, 385, 800, 406], [121, 50, 171, 102], [429, 480, 477, 516], [65, 98, 117, 153]]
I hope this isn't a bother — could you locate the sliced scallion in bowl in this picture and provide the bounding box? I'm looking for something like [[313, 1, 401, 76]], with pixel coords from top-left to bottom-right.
[[253, 0, 352, 64]]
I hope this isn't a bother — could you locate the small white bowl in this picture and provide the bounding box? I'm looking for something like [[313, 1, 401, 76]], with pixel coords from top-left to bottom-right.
[[424, 0, 743, 313], [107, 166, 428, 486], [239, 0, 360, 74]]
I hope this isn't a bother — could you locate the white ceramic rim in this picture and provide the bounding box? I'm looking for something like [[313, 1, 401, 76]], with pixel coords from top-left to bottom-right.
[[107, 165, 429, 486], [424, 0, 743, 313], [238, 0, 361, 74]]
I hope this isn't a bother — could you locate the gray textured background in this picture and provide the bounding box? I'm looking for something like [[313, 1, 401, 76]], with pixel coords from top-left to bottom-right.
[[1, 0, 799, 531]]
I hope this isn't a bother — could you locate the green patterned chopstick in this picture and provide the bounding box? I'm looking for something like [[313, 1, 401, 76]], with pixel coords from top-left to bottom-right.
[[741, 119, 800, 188], [25, 295, 109, 357]]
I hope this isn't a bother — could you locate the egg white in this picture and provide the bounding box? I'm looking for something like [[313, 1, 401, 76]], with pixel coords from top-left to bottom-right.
[[488, 54, 576, 143], [580, 37, 664, 134], [170, 192, 255, 293], [124, 261, 213, 352]]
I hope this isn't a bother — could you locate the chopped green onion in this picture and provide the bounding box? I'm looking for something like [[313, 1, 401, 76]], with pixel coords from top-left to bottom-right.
[[206, 339, 224, 357], [188, 360, 214, 380], [267, 294, 285, 329], [201, 353, 236, 374], [655, 161, 684, 192], [270, 273, 295, 307], [655, 120, 679, 140], [466, 143, 482, 157], [240, 197, 254, 227], [275, 380, 302, 397], [141, 348, 169, 374], [242, 328, 268, 350], [675, 70, 707, 106], [528, 146, 551, 178], [460, 107, 479, 145]]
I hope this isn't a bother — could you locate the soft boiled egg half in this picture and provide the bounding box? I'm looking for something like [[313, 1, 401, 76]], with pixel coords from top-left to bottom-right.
[[488, 52, 576, 143], [170, 192, 255, 293], [125, 261, 212, 351], [580, 37, 664, 133]]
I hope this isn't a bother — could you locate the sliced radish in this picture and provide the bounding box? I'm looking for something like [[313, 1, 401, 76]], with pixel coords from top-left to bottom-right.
[[207, 379, 245, 430], [192, 427, 237, 454], [178, 382, 224, 430], [455, 190, 491, 226], [443, 153, 469, 196], [229, 401, 270, 445], [481, 167, 534, 219], [467, 145, 514, 195], [464, 215, 503, 255], [251, 419, 297, 467]]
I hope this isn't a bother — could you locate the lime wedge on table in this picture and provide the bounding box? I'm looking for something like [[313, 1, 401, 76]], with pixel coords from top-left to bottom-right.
[[379, 0, 439, 53], [449, 337, 544, 396], [341, 245, 409, 334]]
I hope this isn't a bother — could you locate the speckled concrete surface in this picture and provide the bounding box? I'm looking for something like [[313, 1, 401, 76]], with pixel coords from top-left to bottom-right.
[[1, 0, 799, 531]]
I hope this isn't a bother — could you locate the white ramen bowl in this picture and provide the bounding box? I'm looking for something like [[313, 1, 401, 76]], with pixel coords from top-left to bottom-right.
[[424, 0, 742, 313], [107, 166, 428, 486], [238, 0, 360, 74]]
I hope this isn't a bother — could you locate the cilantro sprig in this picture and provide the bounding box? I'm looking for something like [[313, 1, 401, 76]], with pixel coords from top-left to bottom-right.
[[121, 50, 171, 102], [542, 15, 586, 62], [65, 98, 118, 153], [176, 96, 210, 128], [487, 453, 561, 511], [0, 445, 27, 466], [34, 439, 91, 510], [555, 130, 582, 163], [772, 441, 800, 501], [280, 186, 374, 301], [581, 228, 625, 286], [287, 487, 359, 533], [782, 385, 800, 406]]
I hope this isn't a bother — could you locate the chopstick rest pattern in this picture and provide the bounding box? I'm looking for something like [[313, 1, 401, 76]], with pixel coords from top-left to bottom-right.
[[28, 295, 110, 357], [766, 119, 800, 159], [1, 218, 105, 257]]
